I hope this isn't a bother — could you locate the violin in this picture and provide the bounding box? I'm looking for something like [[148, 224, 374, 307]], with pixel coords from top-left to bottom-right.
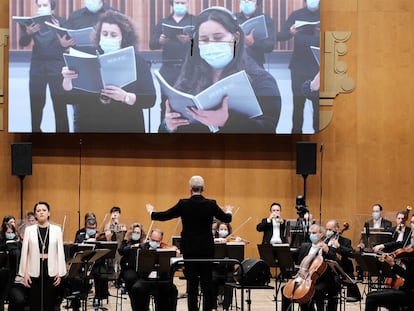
[[283, 246, 327, 304], [381, 246, 414, 288]]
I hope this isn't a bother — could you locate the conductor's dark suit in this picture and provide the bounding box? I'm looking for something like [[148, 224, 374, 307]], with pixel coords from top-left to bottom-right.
[[151, 194, 232, 311]]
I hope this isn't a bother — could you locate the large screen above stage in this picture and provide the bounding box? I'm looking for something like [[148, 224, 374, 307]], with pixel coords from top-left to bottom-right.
[[8, 0, 320, 134]]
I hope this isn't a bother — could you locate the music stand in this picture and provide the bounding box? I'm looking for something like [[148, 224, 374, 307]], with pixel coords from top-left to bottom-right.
[[360, 229, 393, 251], [258, 244, 295, 311], [214, 242, 245, 262], [67, 249, 111, 311], [137, 249, 177, 277]]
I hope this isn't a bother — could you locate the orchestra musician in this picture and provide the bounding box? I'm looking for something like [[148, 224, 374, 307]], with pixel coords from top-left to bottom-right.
[[118, 223, 146, 297], [282, 223, 341, 311], [365, 232, 414, 311], [104, 206, 127, 271], [373, 210, 411, 253], [256, 202, 288, 244], [74, 214, 98, 243], [129, 228, 178, 311], [146, 175, 233, 311], [73, 212, 96, 242]]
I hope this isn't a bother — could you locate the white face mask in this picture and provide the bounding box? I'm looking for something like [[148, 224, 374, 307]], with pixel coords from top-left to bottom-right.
[[306, 0, 320, 10], [38, 6, 51, 16], [218, 229, 229, 238], [100, 37, 121, 53], [85, 0, 103, 13], [199, 42, 234, 69]]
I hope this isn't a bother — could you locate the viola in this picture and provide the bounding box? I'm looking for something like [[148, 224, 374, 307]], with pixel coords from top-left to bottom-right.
[[283, 246, 327, 304]]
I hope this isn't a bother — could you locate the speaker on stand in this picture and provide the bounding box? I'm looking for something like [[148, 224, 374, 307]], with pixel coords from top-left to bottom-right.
[[11, 143, 32, 220], [296, 142, 317, 201]]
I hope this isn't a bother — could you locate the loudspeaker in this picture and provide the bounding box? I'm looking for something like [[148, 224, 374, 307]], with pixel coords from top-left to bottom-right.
[[296, 142, 317, 175], [233, 258, 271, 286], [11, 143, 32, 176]]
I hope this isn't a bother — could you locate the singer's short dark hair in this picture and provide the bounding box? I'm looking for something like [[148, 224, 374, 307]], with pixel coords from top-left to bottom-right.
[[269, 202, 281, 211], [110, 206, 121, 214]]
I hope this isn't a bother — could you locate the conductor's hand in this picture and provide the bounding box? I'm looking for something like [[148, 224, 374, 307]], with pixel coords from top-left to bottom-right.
[[223, 205, 233, 213], [23, 272, 32, 288], [373, 244, 385, 253], [53, 275, 61, 286], [146, 204, 155, 214]]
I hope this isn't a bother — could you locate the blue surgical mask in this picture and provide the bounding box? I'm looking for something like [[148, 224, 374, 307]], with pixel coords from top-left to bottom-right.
[[309, 233, 319, 244], [86, 229, 96, 237], [199, 42, 234, 69], [240, 1, 256, 16], [6, 233, 16, 240], [325, 230, 334, 239], [85, 0, 103, 13], [131, 233, 141, 241], [38, 6, 51, 16], [100, 37, 121, 54], [218, 229, 229, 238], [306, 0, 320, 10], [372, 211, 381, 221], [173, 4, 187, 16], [149, 240, 160, 249]]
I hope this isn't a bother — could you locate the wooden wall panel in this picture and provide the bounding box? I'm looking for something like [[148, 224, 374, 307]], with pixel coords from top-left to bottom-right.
[[1, 0, 414, 258]]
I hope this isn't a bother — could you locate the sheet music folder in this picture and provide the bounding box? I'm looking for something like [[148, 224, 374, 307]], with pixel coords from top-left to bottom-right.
[[67, 249, 110, 278], [137, 249, 177, 277], [257, 243, 294, 274]]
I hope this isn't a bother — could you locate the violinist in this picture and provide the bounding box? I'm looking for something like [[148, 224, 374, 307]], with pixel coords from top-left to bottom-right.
[[129, 228, 178, 311], [281, 223, 341, 311], [373, 210, 411, 253], [256, 202, 287, 244], [365, 236, 414, 311], [73, 212, 96, 242], [74, 215, 98, 243], [212, 222, 237, 311], [118, 223, 146, 294]]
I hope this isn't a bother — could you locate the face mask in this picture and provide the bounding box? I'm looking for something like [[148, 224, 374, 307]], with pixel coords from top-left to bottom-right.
[[240, 1, 256, 16], [100, 37, 121, 54], [149, 240, 160, 249], [199, 42, 234, 69], [131, 233, 141, 241], [38, 6, 51, 16], [325, 230, 334, 239], [306, 0, 320, 10], [85, 0, 103, 13], [6, 233, 16, 240], [372, 211, 381, 221], [86, 229, 96, 237], [309, 233, 319, 244], [173, 4, 187, 16], [218, 229, 229, 238]]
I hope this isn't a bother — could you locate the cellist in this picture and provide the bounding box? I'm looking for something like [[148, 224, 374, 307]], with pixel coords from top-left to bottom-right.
[[281, 223, 341, 311]]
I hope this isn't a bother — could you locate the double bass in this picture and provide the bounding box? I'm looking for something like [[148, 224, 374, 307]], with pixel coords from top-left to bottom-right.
[[283, 245, 326, 304]]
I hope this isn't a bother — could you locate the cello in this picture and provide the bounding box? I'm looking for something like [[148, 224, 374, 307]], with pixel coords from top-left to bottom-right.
[[283, 245, 327, 304]]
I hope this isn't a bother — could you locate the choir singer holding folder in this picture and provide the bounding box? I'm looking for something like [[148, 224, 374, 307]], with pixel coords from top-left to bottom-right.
[[62, 11, 156, 132], [160, 7, 281, 134]]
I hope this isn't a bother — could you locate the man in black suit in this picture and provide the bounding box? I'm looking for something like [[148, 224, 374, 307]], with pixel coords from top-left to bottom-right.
[[146, 175, 233, 311], [374, 210, 411, 252], [256, 202, 288, 244]]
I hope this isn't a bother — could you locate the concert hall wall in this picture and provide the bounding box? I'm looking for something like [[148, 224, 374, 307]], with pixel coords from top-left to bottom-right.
[[0, 0, 414, 259]]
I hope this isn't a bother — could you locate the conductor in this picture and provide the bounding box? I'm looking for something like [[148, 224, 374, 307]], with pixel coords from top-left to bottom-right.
[[146, 175, 233, 311]]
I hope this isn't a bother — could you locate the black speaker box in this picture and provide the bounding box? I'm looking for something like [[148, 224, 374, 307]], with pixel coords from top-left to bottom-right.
[[233, 258, 271, 286], [296, 142, 317, 175], [11, 143, 32, 176]]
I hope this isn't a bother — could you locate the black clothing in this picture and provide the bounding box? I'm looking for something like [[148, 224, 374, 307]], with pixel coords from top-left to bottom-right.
[[19, 15, 69, 132], [365, 259, 414, 311], [235, 12, 275, 68], [256, 218, 288, 244], [383, 226, 412, 252], [118, 239, 141, 292], [151, 194, 232, 311], [149, 13, 194, 86], [277, 7, 320, 133]]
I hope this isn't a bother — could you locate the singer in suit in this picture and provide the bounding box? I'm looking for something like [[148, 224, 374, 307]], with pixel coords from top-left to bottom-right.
[[18, 202, 67, 311], [256, 202, 288, 244], [146, 175, 233, 311]]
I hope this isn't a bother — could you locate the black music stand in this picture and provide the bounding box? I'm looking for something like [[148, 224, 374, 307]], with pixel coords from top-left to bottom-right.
[[214, 242, 245, 262], [258, 244, 295, 311], [67, 249, 111, 311], [360, 230, 393, 251], [137, 249, 177, 277], [326, 260, 359, 310]]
